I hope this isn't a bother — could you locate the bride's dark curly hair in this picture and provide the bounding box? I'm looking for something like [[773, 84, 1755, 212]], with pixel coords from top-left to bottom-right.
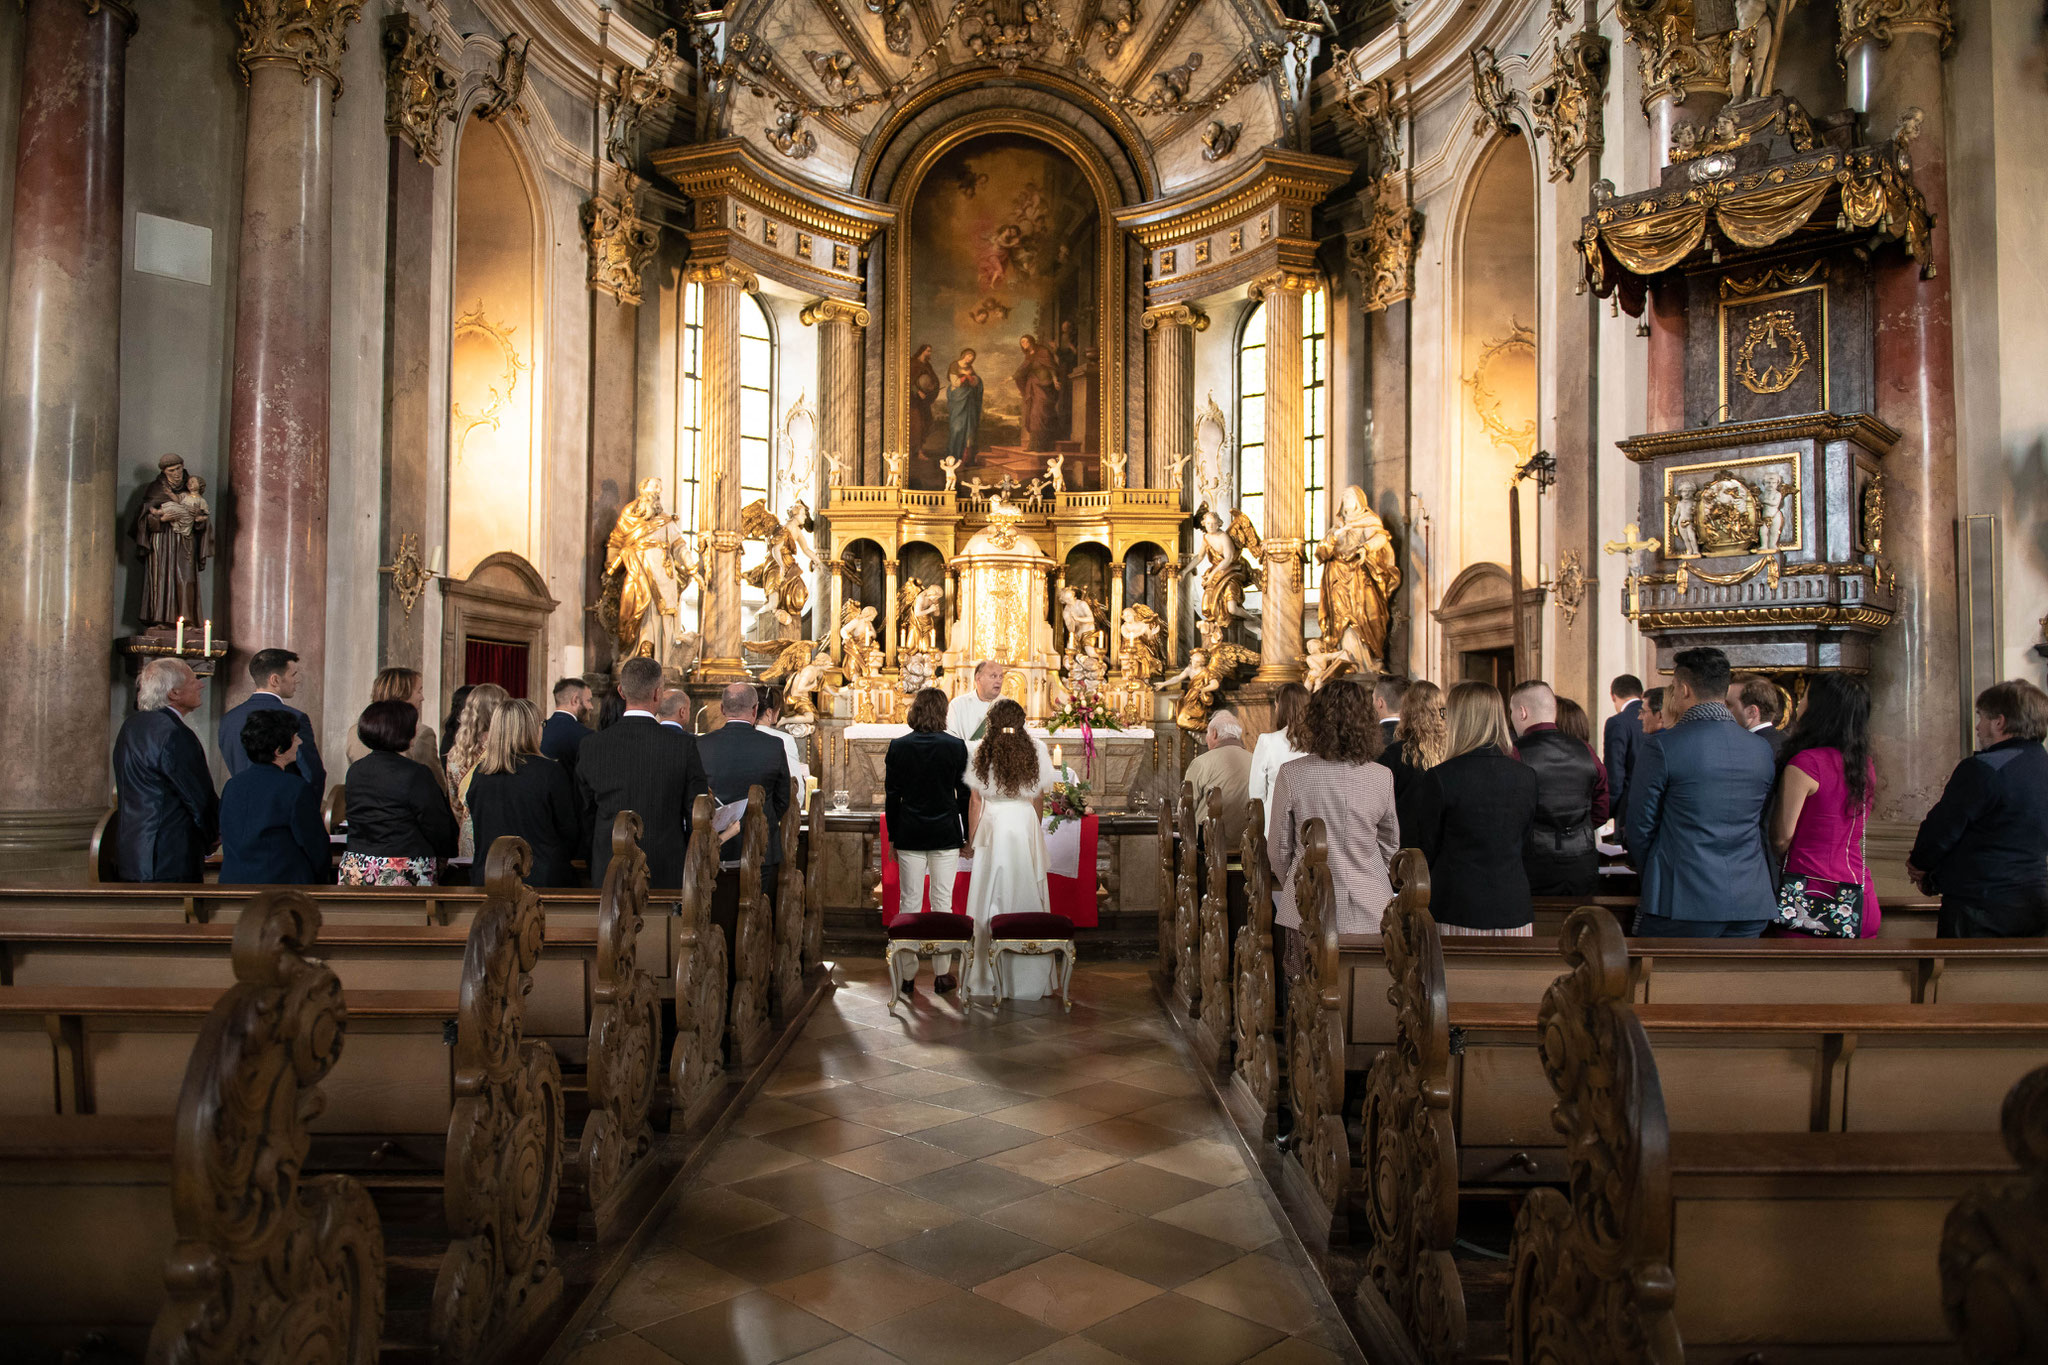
[[972, 699, 1041, 796]]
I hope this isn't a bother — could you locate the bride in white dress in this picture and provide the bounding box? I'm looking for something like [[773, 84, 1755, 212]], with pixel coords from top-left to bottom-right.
[[960, 699, 1058, 1000]]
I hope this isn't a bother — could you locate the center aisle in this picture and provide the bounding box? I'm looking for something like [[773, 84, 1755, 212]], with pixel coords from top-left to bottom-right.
[[568, 961, 1362, 1365]]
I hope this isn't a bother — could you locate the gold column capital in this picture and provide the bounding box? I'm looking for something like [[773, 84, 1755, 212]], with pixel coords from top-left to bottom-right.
[[800, 297, 872, 328], [382, 12, 459, 164], [1247, 269, 1321, 300], [1347, 176, 1423, 313], [237, 0, 365, 97], [1837, 0, 1954, 54], [1141, 302, 1209, 332], [584, 186, 660, 306], [1615, 0, 1732, 116], [682, 259, 760, 293]]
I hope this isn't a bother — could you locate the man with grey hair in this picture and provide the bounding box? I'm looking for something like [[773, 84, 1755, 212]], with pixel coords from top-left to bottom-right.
[[655, 688, 691, 730], [1185, 708, 1254, 851], [947, 659, 1005, 743], [1509, 679, 1609, 897], [696, 679, 793, 867], [110, 657, 218, 882]]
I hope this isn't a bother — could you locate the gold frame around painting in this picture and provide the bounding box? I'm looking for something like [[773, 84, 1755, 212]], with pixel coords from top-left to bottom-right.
[[1717, 280, 1829, 418], [884, 110, 1129, 466], [1660, 450, 1806, 559]]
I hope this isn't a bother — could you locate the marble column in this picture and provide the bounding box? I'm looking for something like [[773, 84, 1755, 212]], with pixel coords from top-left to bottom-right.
[[1620, 3, 1731, 167], [692, 262, 755, 681], [1253, 273, 1311, 683], [803, 297, 869, 492], [1164, 559, 1182, 675], [1844, 0, 1963, 820], [826, 558, 845, 665], [883, 559, 900, 668], [224, 0, 363, 723], [1107, 561, 1124, 669], [1140, 304, 1204, 491], [0, 0, 135, 848]]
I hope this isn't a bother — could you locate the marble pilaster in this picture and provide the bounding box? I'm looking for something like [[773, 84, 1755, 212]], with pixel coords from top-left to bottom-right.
[[378, 146, 435, 671], [589, 287, 640, 671], [803, 297, 869, 495], [1549, 174, 1602, 707], [1107, 562, 1124, 668], [883, 559, 900, 669], [1140, 304, 1203, 491], [223, 0, 363, 723], [0, 0, 135, 848], [1365, 300, 1411, 678], [1253, 273, 1310, 682], [1843, 0, 1964, 819], [692, 262, 754, 680]]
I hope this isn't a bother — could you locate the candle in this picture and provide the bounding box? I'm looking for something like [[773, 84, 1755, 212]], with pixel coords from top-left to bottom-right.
[[1539, 561, 1550, 587], [1053, 743, 1063, 772], [174, 616, 185, 652], [430, 545, 445, 575], [203, 619, 212, 655]]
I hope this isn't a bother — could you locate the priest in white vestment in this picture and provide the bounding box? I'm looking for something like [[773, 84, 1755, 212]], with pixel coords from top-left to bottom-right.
[[947, 659, 1006, 744]]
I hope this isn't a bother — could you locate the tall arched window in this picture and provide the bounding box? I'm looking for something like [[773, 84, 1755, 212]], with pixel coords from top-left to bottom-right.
[[672, 284, 777, 616], [1233, 289, 1329, 550]]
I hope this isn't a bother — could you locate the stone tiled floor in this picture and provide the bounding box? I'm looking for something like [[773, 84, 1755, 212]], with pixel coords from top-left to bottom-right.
[[569, 960, 1362, 1365]]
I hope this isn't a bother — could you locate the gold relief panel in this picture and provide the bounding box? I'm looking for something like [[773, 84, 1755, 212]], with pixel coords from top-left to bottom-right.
[[1718, 277, 1827, 421], [1661, 451, 1804, 560], [1259, 214, 1272, 241], [1193, 239, 1210, 265], [1160, 249, 1177, 274], [763, 220, 779, 247], [1229, 227, 1243, 253], [735, 206, 750, 231], [797, 232, 813, 259], [833, 242, 852, 269]]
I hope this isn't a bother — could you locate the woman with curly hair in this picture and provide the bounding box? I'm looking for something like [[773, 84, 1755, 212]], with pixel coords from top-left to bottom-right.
[[1377, 678, 1446, 840], [443, 682, 509, 868], [959, 698, 1058, 998], [1406, 681, 1539, 935], [1268, 679, 1401, 952]]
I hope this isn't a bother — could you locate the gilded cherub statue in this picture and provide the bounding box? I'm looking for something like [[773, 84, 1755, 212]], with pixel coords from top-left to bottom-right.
[[740, 498, 816, 626], [838, 602, 881, 684], [1158, 642, 1259, 734], [1183, 505, 1262, 638]]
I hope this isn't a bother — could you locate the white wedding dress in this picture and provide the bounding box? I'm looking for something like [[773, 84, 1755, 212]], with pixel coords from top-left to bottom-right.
[[961, 742, 1058, 1000]]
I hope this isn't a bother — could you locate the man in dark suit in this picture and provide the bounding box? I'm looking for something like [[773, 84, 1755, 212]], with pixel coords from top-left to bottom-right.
[[1603, 673, 1644, 818], [112, 658, 218, 882], [1625, 647, 1777, 937], [1728, 673, 1786, 761], [574, 655, 709, 889], [542, 676, 593, 780], [1373, 675, 1408, 751], [696, 682, 793, 866], [218, 647, 323, 790]]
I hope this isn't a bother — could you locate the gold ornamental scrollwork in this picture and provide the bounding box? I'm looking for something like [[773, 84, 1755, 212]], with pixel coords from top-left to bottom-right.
[[1555, 549, 1587, 629], [451, 302, 528, 467], [378, 531, 440, 621], [584, 183, 661, 306], [1837, 0, 1954, 56], [237, 0, 365, 97], [1349, 176, 1422, 314], [381, 12, 458, 164], [1615, 0, 1733, 117], [1735, 309, 1810, 395], [1465, 322, 1538, 464], [1529, 31, 1609, 184], [1140, 303, 1211, 332]]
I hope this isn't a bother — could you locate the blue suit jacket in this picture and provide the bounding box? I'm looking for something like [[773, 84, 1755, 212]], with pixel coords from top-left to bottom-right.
[[1625, 711, 1777, 922], [219, 762, 330, 885], [541, 710, 592, 780], [1603, 699, 1643, 815], [219, 694, 324, 791]]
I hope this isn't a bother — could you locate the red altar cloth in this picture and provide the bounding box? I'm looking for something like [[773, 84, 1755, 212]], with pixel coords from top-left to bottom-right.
[[878, 814, 1099, 929]]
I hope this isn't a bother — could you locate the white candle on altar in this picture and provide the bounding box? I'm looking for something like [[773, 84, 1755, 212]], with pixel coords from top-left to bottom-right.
[[1052, 743, 1063, 772], [174, 616, 185, 652], [203, 619, 212, 655]]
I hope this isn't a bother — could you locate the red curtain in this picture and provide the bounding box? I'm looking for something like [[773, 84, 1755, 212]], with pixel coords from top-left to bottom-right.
[[464, 637, 529, 698]]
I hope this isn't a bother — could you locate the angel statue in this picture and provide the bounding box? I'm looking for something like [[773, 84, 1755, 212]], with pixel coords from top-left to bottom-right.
[[898, 648, 937, 696], [741, 498, 816, 627], [600, 476, 695, 667], [1158, 642, 1259, 734], [1316, 487, 1401, 672], [838, 602, 881, 684], [1117, 603, 1164, 681], [882, 449, 908, 487], [1102, 448, 1128, 491], [1184, 505, 1263, 638], [745, 637, 826, 713], [897, 577, 945, 654], [1304, 626, 1370, 693], [1057, 585, 1103, 662]]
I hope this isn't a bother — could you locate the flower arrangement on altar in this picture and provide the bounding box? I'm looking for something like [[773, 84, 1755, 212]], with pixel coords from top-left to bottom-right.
[[1045, 777, 1093, 834], [1044, 692, 1122, 776]]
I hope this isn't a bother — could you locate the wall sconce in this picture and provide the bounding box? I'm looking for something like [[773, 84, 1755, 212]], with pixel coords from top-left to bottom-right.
[[1514, 449, 1558, 495]]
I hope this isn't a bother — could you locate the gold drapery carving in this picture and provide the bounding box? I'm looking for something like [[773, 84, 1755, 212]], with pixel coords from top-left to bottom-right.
[[237, 0, 365, 96]]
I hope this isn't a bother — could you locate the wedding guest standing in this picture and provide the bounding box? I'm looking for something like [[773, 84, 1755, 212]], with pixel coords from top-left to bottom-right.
[[1604, 674, 1645, 815], [219, 708, 329, 885], [886, 687, 971, 993], [1771, 675, 1880, 937], [339, 701, 457, 886], [960, 699, 1057, 999], [1910, 680, 2048, 938], [1248, 682, 1309, 837], [345, 666, 446, 794], [440, 684, 475, 768], [111, 658, 218, 883], [1268, 680, 1400, 944], [1509, 681, 1608, 898], [697, 683, 793, 868], [1378, 678, 1447, 836], [1406, 682, 1540, 936], [443, 683, 509, 864], [542, 677, 594, 781], [468, 698, 588, 889], [219, 647, 323, 789], [576, 656, 710, 889]]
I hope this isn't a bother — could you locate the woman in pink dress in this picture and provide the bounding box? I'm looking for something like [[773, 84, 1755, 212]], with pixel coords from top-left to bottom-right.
[[1771, 674, 1880, 936]]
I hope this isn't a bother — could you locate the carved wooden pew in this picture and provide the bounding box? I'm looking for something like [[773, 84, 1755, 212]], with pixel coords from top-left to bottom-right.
[[1190, 787, 1234, 1071], [1529, 893, 1943, 940], [1508, 908, 2029, 1360], [775, 790, 808, 1019], [1227, 797, 1280, 1139], [0, 892, 385, 1365], [1173, 781, 1200, 1016], [669, 794, 729, 1134], [1941, 1062, 2048, 1363], [728, 786, 776, 1068], [1156, 790, 1177, 988], [1279, 820, 1351, 1254]]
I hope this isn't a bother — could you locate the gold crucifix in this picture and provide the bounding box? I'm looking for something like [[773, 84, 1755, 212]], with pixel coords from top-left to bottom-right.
[[1603, 522, 1661, 618]]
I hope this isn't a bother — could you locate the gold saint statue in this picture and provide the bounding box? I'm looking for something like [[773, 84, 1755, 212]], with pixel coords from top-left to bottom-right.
[[1316, 486, 1400, 671]]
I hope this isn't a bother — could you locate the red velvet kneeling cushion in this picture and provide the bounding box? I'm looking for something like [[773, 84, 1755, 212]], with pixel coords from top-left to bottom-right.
[[888, 911, 976, 940], [989, 912, 1075, 940]]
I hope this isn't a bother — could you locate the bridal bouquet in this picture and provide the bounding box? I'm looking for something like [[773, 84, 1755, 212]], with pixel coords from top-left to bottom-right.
[[1045, 778, 1093, 834]]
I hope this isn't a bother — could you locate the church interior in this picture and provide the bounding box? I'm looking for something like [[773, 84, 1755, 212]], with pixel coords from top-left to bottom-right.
[[0, 0, 2045, 1359]]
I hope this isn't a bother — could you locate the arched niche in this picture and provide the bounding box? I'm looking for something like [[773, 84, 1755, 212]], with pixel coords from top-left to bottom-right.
[[1433, 562, 1532, 690], [1121, 540, 1169, 616], [448, 114, 543, 580], [1453, 137, 1538, 583], [440, 552, 559, 706]]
